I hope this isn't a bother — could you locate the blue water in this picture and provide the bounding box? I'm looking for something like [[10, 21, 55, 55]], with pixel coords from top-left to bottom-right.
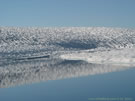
[[0, 67, 135, 101]]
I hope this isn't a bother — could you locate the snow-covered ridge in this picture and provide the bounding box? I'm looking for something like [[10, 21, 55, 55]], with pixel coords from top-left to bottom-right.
[[0, 27, 134, 51], [0, 27, 135, 61]]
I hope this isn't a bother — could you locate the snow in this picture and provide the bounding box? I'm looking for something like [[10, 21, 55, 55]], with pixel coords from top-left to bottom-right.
[[60, 48, 135, 65], [0, 27, 135, 63], [0, 27, 135, 53]]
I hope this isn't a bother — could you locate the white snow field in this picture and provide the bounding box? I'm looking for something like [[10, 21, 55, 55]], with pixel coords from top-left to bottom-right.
[[0, 27, 135, 64], [0, 27, 135, 88]]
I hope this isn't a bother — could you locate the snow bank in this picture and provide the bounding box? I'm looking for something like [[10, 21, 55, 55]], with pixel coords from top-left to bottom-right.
[[60, 48, 135, 64]]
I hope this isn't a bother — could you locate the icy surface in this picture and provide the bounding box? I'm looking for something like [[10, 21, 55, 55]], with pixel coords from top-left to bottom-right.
[[0, 27, 135, 88]]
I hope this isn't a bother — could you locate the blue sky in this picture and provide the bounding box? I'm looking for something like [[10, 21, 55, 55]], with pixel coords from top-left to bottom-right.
[[0, 0, 135, 28]]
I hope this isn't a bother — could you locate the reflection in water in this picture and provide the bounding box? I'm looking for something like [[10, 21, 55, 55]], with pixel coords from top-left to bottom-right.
[[0, 57, 134, 88]]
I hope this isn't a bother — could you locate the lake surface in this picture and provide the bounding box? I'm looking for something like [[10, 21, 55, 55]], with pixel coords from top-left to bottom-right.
[[0, 59, 135, 101]]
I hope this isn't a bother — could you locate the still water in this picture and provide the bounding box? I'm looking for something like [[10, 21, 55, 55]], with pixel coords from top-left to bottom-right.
[[0, 58, 135, 101]]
